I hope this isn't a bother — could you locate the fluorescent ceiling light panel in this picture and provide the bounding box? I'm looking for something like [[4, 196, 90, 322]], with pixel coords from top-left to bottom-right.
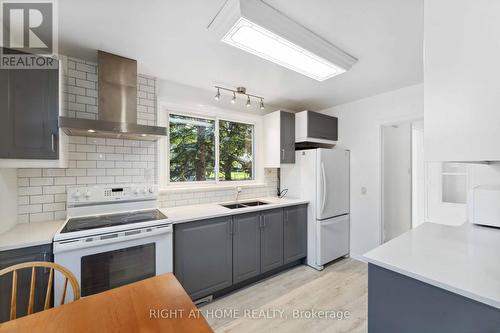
[[208, 0, 357, 82], [222, 18, 343, 81]]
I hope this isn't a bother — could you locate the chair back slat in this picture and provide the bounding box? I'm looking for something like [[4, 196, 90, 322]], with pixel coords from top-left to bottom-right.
[[10, 270, 17, 321], [44, 268, 54, 310], [27, 267, 36, 315], [0, 261, 80, 322], [60, 278, 68, 306]]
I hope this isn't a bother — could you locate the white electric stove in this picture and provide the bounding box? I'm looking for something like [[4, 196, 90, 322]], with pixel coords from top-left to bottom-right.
[[53, 184, 172, 303]]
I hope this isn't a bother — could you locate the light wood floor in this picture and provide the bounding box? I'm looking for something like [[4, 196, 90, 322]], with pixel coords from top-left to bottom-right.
[[201, 258, 368, 333]]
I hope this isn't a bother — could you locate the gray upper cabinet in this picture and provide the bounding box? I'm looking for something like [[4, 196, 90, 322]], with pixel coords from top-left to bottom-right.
[[260, 209, 284, 273], [280, 111, 295, 163], [0, 70, 10, 157], [295, 110, 338, 145], [264, 110, 296, 167], [174, 217, 233, 300], [0, 68, 59, 159], [233, 212, 261, 284], [307, 112, 338, 142], [0, 244, 53, 323], [284, 205, 307, 264]]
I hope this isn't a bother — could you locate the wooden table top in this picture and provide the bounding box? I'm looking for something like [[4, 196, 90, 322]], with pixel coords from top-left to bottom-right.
[[0, 273, 214, 333]]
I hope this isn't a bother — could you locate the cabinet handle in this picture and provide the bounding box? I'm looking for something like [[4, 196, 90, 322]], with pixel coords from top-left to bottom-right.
[[281, 149, 285, 161], [262, 216, 266, 228], [51, 133, 56, 152], [259, 215, 263, 228]]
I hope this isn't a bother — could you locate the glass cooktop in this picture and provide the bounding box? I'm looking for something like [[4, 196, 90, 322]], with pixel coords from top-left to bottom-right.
[[61, 209, 167, 233]]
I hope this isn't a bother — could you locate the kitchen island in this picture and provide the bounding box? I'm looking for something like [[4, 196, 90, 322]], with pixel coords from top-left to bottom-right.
[[364, 222, 500, 333]]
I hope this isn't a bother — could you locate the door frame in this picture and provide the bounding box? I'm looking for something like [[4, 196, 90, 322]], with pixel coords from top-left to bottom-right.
[[379, 116, 423, 245]]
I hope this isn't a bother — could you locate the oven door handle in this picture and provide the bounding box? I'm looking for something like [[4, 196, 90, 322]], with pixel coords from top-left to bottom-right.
[[53, 224, 172, 254]]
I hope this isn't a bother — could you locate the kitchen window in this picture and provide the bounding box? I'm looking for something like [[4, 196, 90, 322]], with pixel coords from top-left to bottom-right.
[[168, 113, 254, 183]]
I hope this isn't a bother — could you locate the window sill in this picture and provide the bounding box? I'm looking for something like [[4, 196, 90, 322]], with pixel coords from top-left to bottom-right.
[[159, 182, 269, 194]]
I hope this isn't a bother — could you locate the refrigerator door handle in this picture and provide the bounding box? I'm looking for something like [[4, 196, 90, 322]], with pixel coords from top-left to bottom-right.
[[321, 162, 327, 214]]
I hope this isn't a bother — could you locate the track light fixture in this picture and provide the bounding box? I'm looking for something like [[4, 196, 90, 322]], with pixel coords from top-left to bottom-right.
[[213, 86, 264, 110]]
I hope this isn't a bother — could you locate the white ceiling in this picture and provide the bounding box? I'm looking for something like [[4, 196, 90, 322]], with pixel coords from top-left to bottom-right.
[[59, 0, 423, 111]]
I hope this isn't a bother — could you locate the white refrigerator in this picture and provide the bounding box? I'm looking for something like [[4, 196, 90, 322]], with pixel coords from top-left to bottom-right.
[[280, 148, 350, 270]]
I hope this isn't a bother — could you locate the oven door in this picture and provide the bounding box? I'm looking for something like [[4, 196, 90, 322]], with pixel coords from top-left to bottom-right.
[[53, 224, 172, 304]]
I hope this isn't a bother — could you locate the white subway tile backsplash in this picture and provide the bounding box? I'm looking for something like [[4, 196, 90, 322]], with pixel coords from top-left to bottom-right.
[[30, 178, 53, 186], [77, 176, 97, 185], [77, 160, 97, 169], [18, 169, 42, 177], [30, 195, 54, 204], [54, 177, 76, 186], [43, 202, 65, 212], [30, 212, 54, 223]]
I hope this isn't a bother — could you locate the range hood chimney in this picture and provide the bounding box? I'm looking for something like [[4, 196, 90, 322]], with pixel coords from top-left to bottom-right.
[[59, 51, 167, 141]]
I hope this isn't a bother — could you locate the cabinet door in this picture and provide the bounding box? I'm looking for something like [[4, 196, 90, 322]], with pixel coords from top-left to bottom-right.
[[0, 69, 10, 157], [9, 68, 58, 159], [0, 244, 52, 323], [284, 205, 307, 264], [280, 111, 295, 163], [174, 217, 233, 300], [233, 212, 261, 284], [260, 209, 284, 273], [307, 112, 338, 141]]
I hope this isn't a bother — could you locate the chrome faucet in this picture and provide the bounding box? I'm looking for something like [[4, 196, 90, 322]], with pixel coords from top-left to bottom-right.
[[235, 186, 242, 202]]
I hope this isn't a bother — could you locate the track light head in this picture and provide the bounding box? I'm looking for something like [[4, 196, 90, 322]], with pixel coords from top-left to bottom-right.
[[246, 95, 251, 107], [259, 99, 265, 110], [231, 92, 236, 104], [214, 88, 220, 101]]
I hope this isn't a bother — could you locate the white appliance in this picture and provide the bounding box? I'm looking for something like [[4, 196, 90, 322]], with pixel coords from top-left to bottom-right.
[[53, 184, 172, 303], [472, 185, 500, 228], [281, 148, 349, 270]]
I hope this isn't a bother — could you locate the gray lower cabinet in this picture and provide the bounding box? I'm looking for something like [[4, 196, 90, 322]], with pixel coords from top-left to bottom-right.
[[174, 205, 307, 300], [260, 209, 284, 273], [284, 205, 307, 264], [233, 212, 261, 284], [174, 217, 233, 300], [0, 244, 53, 323]]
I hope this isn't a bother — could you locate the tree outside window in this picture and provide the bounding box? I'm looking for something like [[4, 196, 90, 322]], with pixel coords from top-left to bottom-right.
[[168, 114, 254, 183]]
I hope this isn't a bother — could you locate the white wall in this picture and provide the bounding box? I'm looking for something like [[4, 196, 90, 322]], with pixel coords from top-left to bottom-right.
[[320, 84, 423, 257], [412, 121, 425, 228], [0, 169, 17, 233]]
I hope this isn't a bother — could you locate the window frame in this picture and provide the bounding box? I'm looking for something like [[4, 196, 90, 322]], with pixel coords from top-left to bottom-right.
[[165, 110, 256, 187]]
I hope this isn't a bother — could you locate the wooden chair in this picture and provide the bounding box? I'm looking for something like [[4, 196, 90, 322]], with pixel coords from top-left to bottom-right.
[[0, 261, 80, 321]]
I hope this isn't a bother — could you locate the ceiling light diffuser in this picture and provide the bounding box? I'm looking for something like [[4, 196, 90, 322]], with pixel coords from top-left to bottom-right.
[[222, 18, 343, 81], [208, 0, 357, 82]]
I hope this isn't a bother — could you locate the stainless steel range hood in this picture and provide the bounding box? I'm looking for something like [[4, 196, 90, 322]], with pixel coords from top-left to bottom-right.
[[59, 51, 167, 141]]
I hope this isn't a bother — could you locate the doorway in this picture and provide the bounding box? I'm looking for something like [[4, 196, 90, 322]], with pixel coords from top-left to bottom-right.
[[381, 119, 424, 243]]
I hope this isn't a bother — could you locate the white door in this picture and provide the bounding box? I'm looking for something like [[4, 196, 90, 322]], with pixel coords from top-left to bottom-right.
[[316, 149, 350, 220], [316, 214, 350, 265], [382, 123, 412, 242]]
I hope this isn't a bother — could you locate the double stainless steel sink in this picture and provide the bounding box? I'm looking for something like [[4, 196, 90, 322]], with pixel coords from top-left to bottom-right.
[[220, 201, 269, 209]]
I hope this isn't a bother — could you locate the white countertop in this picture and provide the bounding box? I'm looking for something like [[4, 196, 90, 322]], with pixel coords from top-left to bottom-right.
[[364, 222, 500, 309], [0, 220, 65, 252], [159, 196, 309, 225], [0, 197, 308, 252]]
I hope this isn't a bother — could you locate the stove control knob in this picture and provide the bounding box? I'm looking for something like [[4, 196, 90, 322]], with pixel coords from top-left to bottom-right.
[[73, 191, 81, 199], [141, 188, 147, 194], [85, 191, 92, 199], [148, 187, 154, 194], [134, 188, 139, 195]]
